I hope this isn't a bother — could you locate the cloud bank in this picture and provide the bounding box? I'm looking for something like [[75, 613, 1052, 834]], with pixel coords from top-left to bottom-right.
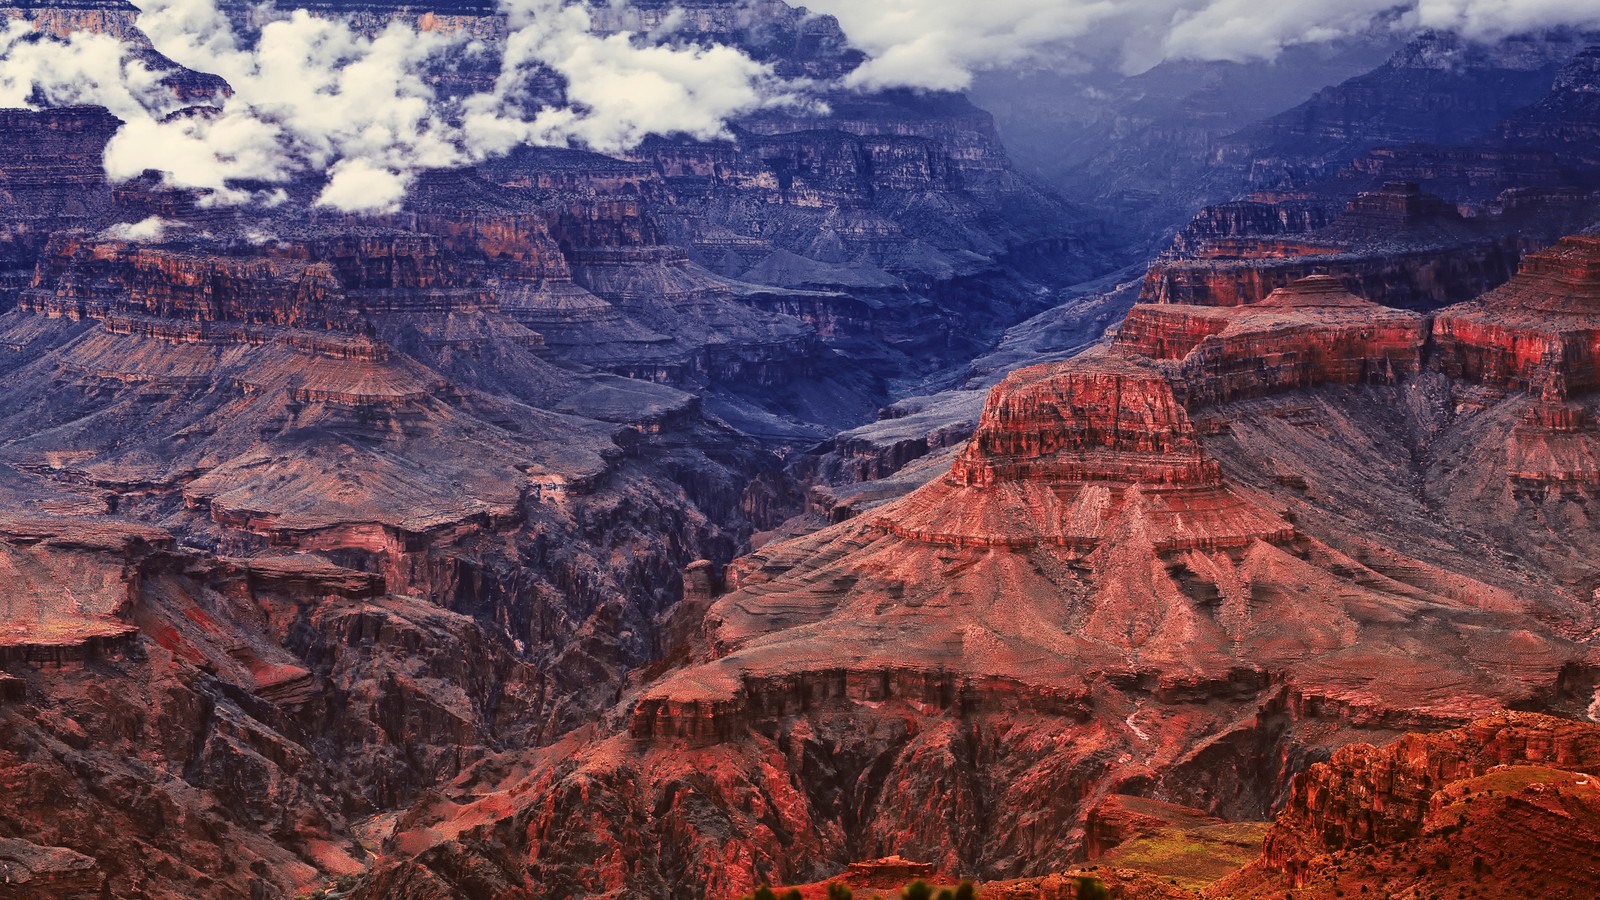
[[4, 0, 1600, 213], [2, 0, 801, 212], [802, 0, 1600, 90]]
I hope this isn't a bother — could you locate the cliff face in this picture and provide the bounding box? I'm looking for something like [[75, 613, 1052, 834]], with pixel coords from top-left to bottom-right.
[[26, 235, 359, 329], [1116, 276, 1428, 406], [1431, 233, 1600, 398], [0, 108, 120, 304], [950, 355, 1223, 489], [1213, 712, 1600, 899], [0, 519, 552, 899], [1143, 183, 1524, 310]]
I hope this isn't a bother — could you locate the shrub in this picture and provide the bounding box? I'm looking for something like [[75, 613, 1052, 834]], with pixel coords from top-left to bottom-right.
[[1073, 876, 1110, 900], [902, 881, 934, 900], [828, 883, 855, 900], [955, 881, 977, 900]]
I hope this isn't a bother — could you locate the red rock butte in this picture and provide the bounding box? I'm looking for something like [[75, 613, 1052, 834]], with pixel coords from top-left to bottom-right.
[[1115, 276, 1428, 405], [1432, 232, 1600, 399], [890, 349, 1292, 552]]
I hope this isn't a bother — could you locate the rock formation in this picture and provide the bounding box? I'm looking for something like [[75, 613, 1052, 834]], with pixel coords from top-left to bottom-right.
[[1143, 183, 1523, 310], [4, 5, 1600, 900], [1116, 276, 1428, 405], [1432, 232, 1600, 399], [355, 279, 1600, 895], [1214, 712, 1600, 899]]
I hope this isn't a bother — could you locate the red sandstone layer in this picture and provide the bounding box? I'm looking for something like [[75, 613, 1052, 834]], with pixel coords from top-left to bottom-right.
[[1215, 712, 1600, 899], [1115, 276, 1428, 405], [1432, 233, 1600, 398]]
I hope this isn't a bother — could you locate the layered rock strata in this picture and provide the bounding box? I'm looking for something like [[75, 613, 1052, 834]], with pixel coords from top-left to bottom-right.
[[357, 294, 1598, 896], [1432, 233, 1600, 398], [1144, 183, 1523, 310], [1116, 276, 1428, 405], [1214, 712, 1600, 899]]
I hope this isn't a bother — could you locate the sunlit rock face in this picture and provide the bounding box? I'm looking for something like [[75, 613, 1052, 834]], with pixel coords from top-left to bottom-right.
[[1116, 276, 1429, 405], [1432, 233, 1600, 399], [1216, 712, 1600, 900]]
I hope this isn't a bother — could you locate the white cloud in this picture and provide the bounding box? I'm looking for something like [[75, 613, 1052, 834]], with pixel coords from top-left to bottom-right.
[[5, 0, 1600, 207], [802, 0, 1600, 89], [316, 158, 411, 212], [0, 0, 802, 211], [100, 216, 171, 241], [0, 21, 182, 119], [463, 0, 803, 154]]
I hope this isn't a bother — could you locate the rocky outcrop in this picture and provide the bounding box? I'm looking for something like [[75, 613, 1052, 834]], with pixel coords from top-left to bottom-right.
[[1165, 194, 1339, 258], [1115, 276, 1428, 405], [1144, 183, 1524, 310], [0, 838, 105, 899], [1213, 712, 1600, 899], [1432, 232, 1600, 398], [950, 353, 1223, 489], [0, 514, 168, 662]]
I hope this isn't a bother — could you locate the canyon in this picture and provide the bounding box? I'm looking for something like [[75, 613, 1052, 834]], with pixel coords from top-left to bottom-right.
[[1, 3, 1600, 900]]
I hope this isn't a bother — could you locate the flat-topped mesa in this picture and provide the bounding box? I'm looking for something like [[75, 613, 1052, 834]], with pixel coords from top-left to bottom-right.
[[880, 351, 1294, 552], [1328, 180, 1466, 238], [1163, 194, 1339, 258], [1115, 276, 1429, 406], [950, 352, 1222, 489], [1143, 184, 1517, 309], [1431, 233, 1600, 399]]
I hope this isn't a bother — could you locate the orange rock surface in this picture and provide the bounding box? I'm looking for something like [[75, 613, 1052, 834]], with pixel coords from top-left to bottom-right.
[[1215, 712, 1600, 899]]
